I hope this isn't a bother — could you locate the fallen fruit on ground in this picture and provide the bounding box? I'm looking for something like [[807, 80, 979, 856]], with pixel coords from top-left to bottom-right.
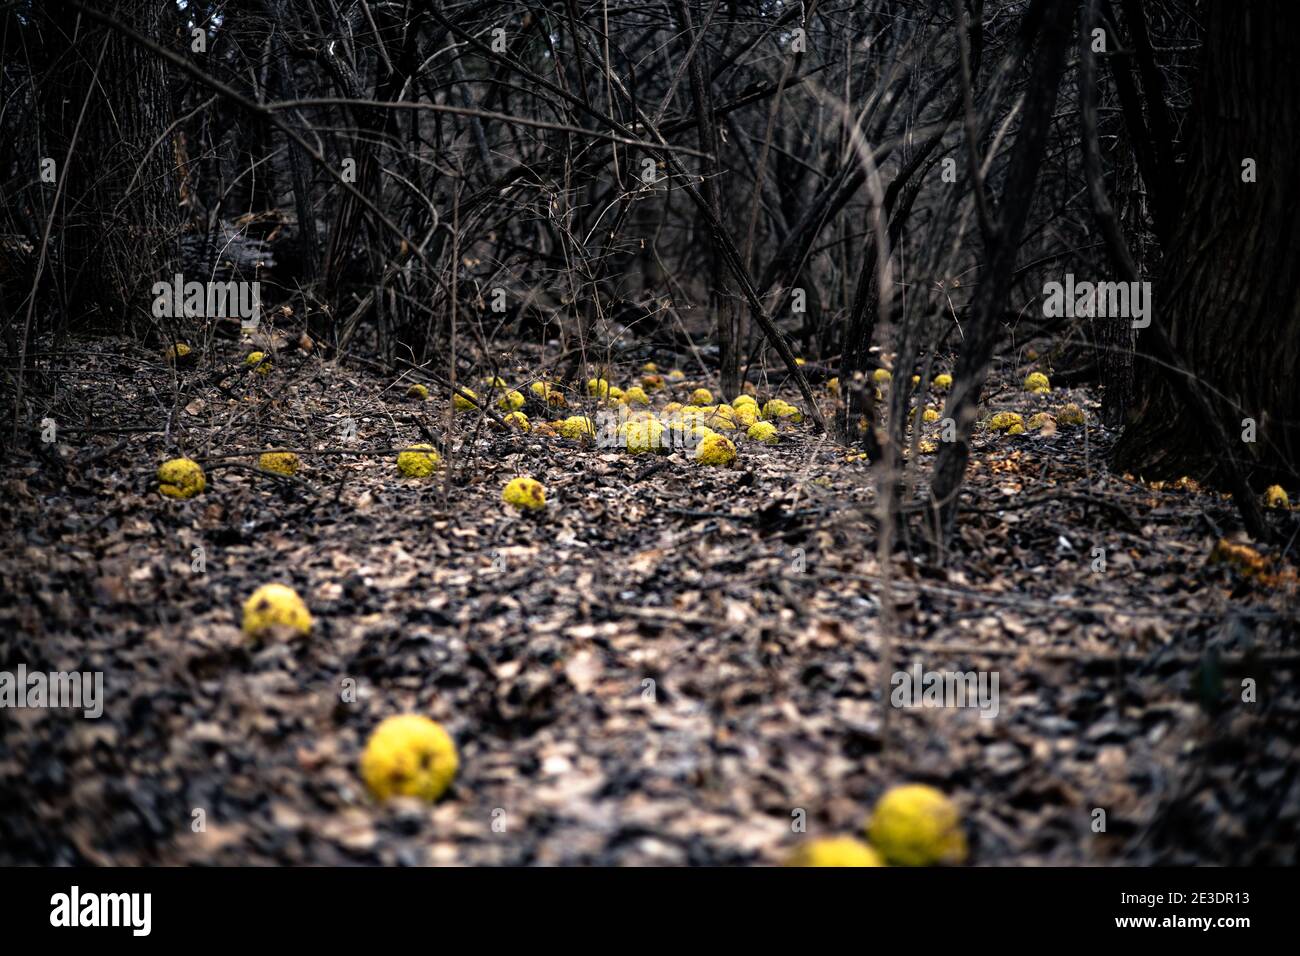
[[503, 476, 546, 511], [397, 443, 440, 477], [785, 837, 885, 867], [747, 421, 778, 444], [406, 383, 429, 400], [1024, 371, 1051, 393], [165, 343, 193, 364], [258, 451, 300, 476], [452, 388, 478, 410], [360, 715, 458, 802], [866, 784, 967, 866], [242, 583, 312, 640], [157, 458, 206, 499], [619, 419, 666, 454], [695, 432, 737, 466], [988, 411, 1024, 432], [560, 416, 596, 440], [1056, 403, 1085, 426]]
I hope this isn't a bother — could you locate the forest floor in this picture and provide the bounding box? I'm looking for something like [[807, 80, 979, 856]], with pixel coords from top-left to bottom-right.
[[2, 333, 1298, 866]]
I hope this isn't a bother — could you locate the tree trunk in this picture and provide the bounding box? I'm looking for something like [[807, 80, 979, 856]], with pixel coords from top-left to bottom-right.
[[929, 0, 1080, 535], [41, 0, 181, 329], [1112, 0, 1300, 487]]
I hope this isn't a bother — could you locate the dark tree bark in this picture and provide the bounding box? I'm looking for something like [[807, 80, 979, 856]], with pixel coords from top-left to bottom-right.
[[1112, 0, 1300, 489], [674, 0, 738, 397], [40, 0, 182, 328], [929, 0, 1080, 536]]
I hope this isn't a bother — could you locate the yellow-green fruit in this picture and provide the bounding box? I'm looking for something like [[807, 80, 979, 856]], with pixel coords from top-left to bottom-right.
[[503, 411, 530, 432], [734, 406, 758, 427], [1007, 423, 1025, 435], [620, 419, 666, 454], [623, 386, 650, 406], [1057, 403, 1085, 426], [587, 377, 610, 399], [498, 389, 525, 410], [397, 443, 440, 477], [1024, 371, 1051, 393], [559, 415, 595, 440], [733, 394, 758, 409], [690, 387, 714, 405], [158, 458, 206, 499], [241, 583, 312, 640], [668, 369, 685, 381], [664, 420, 712, 449], [827, 377, 840, 396], [360, 715, 458, 803], [487, 375, 509, 388], [867, 784, 967, 866], [642, 374, 664, 391], [747, 421, 778, 445], [529, 381, 550, 398], [165, 343, 193, 364], [872, 368, 892, 384], [406, 383, 429, 400], [503, 476, 546, 511], [452, 388, 478, 410], [922, 407, 940, 423], [762, 399, 803, 423], [695, 433, 737, 466], [1265, 485, 1289, 509], [933, 373, 953, 391], [258, 451, 300, 476], [663, 401, 684, 415], [1027, 412, 1055, 431], [988, 411, 1024, 432], [785, 837, 885, 867], [643, 362, 658, 373], [245, 351, 270, 375], [608, 386, 625, 402]]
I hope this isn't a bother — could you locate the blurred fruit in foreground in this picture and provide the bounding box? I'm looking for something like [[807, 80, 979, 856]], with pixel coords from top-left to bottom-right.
[[360, 715, 458, 802], [866, 784, 967, 866], [785, 837, 885, 867]]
